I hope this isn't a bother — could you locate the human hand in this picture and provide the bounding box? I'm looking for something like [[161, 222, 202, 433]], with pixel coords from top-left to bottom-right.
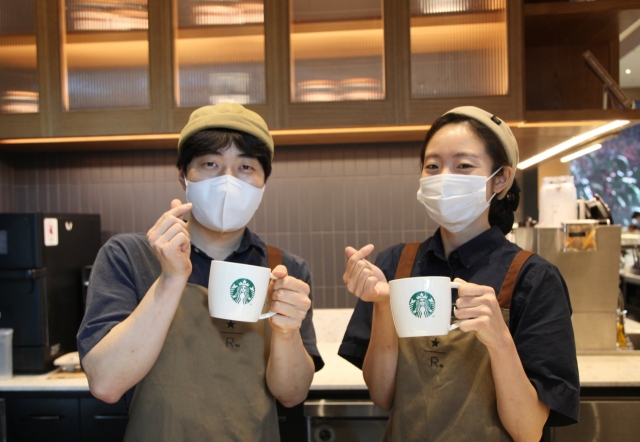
[[146, 199, 193, 282], [343, 245, 389, 303], [268, 265, 311, 335], [453, 278, 511, 350]]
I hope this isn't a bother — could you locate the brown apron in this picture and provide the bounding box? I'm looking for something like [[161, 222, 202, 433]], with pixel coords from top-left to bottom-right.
[[384, 243, 535, 442], [123, 246, 283, 442]]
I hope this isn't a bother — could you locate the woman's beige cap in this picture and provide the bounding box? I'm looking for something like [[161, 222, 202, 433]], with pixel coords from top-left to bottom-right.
[[444, 106, 519, 200], [178, 103, 274, 159]]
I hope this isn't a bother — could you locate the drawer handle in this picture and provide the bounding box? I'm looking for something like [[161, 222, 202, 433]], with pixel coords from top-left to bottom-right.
[[23, 415, 61, 420], [94, 415, 128, 420]]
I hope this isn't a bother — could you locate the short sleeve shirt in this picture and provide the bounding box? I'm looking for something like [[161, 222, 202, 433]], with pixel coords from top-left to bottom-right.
[[338, 226, 579, 427], [78, 228, 324, 403]]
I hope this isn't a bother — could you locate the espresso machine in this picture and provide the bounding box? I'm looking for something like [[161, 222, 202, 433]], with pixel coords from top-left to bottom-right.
[[0, 213, 101, 373]]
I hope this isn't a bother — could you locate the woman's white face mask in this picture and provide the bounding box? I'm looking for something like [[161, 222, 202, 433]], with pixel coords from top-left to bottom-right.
[[185, 174, 264, 233], [417, 168, 502, 233]]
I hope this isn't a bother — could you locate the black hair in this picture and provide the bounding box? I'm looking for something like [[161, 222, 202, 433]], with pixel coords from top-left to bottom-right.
[[633, 211, 640, 219], [176, 129, 272, 180], [420, 113, 520, 235]]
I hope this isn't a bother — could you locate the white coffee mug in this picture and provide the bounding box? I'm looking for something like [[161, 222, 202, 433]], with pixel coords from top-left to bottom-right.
[[208, 261, 277, 322], [389, 276, 462, 338]]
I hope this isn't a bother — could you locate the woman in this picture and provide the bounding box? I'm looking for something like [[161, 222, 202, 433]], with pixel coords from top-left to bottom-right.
[[339, 107, 579, 441]]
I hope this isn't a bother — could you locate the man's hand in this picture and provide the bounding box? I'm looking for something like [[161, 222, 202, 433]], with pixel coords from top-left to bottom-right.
[[343, 245, 389, 303], [268, 265, 311, 335], [146, 199, 193, 282], [453, 278, 511, 350]]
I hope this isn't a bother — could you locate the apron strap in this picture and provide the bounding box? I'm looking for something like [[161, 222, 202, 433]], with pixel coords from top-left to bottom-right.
[[266, 245, 282, 271], [497, 250, 536, 309], [395, 243, 421, 279]]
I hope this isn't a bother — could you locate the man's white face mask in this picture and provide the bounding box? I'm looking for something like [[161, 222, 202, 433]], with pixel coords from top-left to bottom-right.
[[185, 174, 264, 233], [416, 168, 502, 233]]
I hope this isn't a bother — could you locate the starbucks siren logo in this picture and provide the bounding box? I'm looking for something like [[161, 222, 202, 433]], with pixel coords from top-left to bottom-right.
[[230, 279, 256, 305], [409, 291, 436, 318]]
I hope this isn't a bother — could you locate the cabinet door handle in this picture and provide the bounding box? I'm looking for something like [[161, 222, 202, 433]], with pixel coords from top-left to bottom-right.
[[23, 415, 61, 420], [93, 415, 128, 420]]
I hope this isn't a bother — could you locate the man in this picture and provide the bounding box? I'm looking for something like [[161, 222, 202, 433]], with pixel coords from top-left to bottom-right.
[[77, 103, 323, 441]]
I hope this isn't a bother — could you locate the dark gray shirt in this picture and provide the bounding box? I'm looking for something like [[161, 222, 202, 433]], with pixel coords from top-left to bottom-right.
[[78, 228, 323, 402]]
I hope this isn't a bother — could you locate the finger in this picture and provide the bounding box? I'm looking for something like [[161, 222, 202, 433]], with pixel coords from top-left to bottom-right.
[[456, 293, 495, 310], [343, 244, 375, 282], [346, 259, 370, 293], [273, 275, 310, 296], [270, 299, 307, 322], [457, 282, 495, 298], [149, 216, 190, 246], [272, 288, 311, 311], [162, 232, 190, 257], [361, 276, 378, 301], [454, 304, 491, 320], [159, 221, 190, 244], [354, 267, 373, 298], [271, 264, 288, 280], [148, 202, 192, 237]]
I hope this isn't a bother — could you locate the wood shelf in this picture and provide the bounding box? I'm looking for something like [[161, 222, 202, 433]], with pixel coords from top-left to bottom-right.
[[525, 0, 640, 16], [525, 108, 640, 123]]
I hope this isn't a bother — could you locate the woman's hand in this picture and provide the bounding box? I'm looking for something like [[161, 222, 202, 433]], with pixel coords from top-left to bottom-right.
[[268, 265, 311, 335], [343, 245, 389, 303], [453, 278, 512, 350], [146, 199, 193, 282]]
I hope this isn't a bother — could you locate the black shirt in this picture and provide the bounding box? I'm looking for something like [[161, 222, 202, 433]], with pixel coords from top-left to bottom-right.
[[338, 226, 579, 427]]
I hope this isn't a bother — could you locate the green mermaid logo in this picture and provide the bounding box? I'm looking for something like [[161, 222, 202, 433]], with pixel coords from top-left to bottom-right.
[[409, 291, 436, 318], [230, 279, 256, 305]]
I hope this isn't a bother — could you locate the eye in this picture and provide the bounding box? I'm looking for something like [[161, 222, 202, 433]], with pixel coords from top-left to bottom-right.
[[457, 163, 474, 169], [240, 164, 255, 171], [203, 161, 217, 168], [424, 163, 438, 170]]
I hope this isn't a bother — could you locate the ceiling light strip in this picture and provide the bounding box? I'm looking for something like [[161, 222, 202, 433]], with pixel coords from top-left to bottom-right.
[[560, 143, 603, 163], [517, 120, 630, 169]]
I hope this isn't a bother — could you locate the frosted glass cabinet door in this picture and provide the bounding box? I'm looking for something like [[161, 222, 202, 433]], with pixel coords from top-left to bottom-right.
[[289, 0, 385, 103], [62, 0, 150, 111], [410, 0, 509, 99], [0, 0, 39, 114], [173, 0, 266, 107]]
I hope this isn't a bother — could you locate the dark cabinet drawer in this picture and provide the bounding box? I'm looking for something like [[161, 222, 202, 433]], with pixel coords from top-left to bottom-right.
[[6, 397, 80, 442], [80, 397, 128, 442]]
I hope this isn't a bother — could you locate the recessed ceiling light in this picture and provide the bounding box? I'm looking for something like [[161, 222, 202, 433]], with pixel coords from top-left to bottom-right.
[[626, 69, 632, 74]]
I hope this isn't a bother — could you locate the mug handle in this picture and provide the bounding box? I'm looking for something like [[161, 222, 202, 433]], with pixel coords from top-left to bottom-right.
[[259, 273, 280, 319], [449, 281, 464, 331]]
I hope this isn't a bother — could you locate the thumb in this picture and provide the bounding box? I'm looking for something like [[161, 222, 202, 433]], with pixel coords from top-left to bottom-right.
[[171, 199, 183, 210], [271, 264, 288, 279], [453, 277, 467, 284], [345, 246, 358, 258]]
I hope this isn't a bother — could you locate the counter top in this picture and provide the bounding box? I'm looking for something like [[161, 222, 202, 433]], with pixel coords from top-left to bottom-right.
[[2, 310, 640, 392]]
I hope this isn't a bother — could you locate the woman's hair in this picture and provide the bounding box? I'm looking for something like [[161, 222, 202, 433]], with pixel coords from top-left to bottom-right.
[[176, 129, 272, 180], [420, 113, 520, 235]]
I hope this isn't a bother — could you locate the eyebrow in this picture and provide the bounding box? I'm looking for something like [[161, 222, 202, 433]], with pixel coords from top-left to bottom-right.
[[423, 152, 480, 161], [207, 151, 257, 160]]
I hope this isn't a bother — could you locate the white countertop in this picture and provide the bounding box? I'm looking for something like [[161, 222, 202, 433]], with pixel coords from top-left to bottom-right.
[[2, 310, 640, 392]]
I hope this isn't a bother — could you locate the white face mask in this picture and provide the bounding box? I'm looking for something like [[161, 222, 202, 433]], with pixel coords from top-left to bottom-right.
[[185, 175, 265, 233], [416, 168, 502, 233]]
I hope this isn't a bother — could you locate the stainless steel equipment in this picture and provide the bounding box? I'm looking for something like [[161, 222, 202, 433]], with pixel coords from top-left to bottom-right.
[[549, 399, 640, 441], [515, 225, 621, 351], [304, 400, 389, 442]]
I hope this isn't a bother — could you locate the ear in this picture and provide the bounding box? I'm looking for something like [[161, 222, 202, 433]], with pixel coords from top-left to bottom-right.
[[492, 165, 514, 195], [178, 167, 187, 191]]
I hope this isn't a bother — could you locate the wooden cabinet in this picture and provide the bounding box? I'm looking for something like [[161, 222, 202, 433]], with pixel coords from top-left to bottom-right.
[[0, 0, 524, 141], [523, 0, 640, 123]]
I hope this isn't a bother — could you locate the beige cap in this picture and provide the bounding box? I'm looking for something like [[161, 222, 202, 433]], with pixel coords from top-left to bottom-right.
[[178, 103, 274, 159], [443, 106, 518, 200]]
